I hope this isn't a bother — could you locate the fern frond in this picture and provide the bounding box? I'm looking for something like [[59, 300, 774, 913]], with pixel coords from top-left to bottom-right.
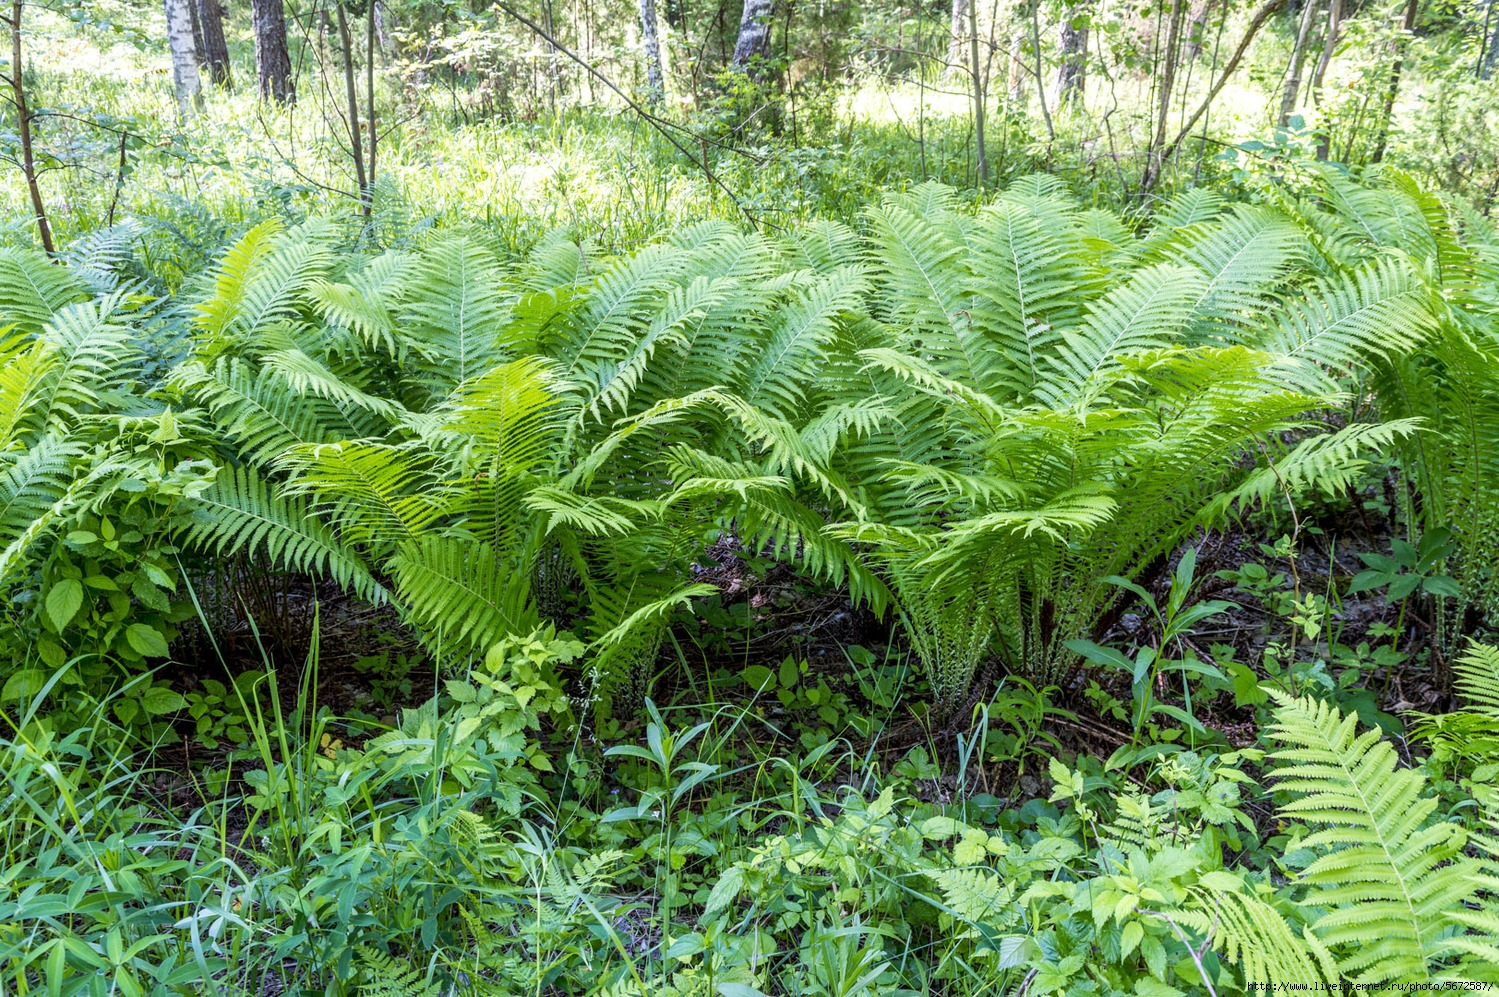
[[1453, 641, 1499, 716], [550, 241, 683, 380], [182, 465, 387, 603], [388, 536, 536, 656], [306, 250, 412, 356], [1263, 259, 1437, 391], [963, 201, 1091, 400], [279, 441, 447, 549], [1180, 206, 1307, 340], [261, 348, 407, 421], [1267, 691, 1481, 983], [742, 266, 868, 419], [791, 219, 862, 272], [592, 582, 718, 651], [1175, 882, 1335, 988], [0, 334, 56, 448], [0, 247, 86, 334], [0, 434, 83, 547], [173, 358, 343, 467], [1041, 263, 1206, 404], [398, 236, 514, 395], [1226, 419, 1422, 511], [28, 297, 137, 430], [195, 220, 335, 347]]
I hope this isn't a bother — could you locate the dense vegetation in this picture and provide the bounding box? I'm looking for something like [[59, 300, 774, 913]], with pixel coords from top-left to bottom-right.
[[5, 0, 1499, 992]]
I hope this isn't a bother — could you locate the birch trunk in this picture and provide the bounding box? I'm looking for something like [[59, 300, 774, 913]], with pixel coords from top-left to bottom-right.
[[731, 0, 774, 77], [164, 0, 203, 116], [164, 0, 204, 117], [1056, 0, 1089, 107], [943, 0, 968, 82], [640, 0, 666, 102]]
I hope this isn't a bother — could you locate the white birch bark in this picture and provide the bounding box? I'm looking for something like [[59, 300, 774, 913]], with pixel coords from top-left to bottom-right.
[[164, 0, 204, 116]]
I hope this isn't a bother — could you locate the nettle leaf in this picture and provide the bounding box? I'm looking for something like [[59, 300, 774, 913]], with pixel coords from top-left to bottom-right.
[[114, 699, 140, 725], [1386, 574, 1421, 600], [1423, 575, 1461, 598], [2, 668, 47, 700], [125, 623, 170, 658], [1347, 569, 1395, 594], [45, 578, 84, 630], [140, 686, 185, 715]]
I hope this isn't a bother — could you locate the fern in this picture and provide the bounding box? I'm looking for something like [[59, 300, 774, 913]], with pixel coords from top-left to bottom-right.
[[398, 236, 515, 396], [194, 219, 336, 349], [388, 535, 537, 657], [1266, 690, 1484, 983], [182, 465, 388, 603], [0, 247, 86, 334], [1264, 258, 1437, 392], [173, 358, 345, 467], [1175, 881, 1336, 988], [1452, 641, 1499, 715]]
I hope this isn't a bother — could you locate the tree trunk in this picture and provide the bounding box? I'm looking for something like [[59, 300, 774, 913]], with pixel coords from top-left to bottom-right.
[[6, 0, 52, 253], [1370, 0, 1419, 163], [1143, 0, 1286, 188], [1026, 0, 1054, 137], [1311, 0, 1341, 158], [1007, 31, 1025, 105], [252, 0, 295, 104], [187, 0, 206, 69], [1185, 0, 1212, 59], [730, 0, 773, 77], [1056, 0, 1089, 107], [366, 2, 376, 192], [943, 0, 968, 81], [197, 0, 233, 87], [164, 0, 204, 117], [1480, 0, 1498, 78], [333, 2, 370, 216], [1278, 0, 1320, 126], [1145, 0, 1188, 182], [1311, 0, 1340, 95], [640, 0, 666, 102], [373, 0, 393, 57], [969, 0, 987, 185]]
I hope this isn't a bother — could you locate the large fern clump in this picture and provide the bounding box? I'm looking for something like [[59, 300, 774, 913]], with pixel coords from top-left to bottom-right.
[[0, 169, 1470, 719], [1276, 166, 1499, 654], [156, 217, 881, 704], [817, 177, 1435, 715]]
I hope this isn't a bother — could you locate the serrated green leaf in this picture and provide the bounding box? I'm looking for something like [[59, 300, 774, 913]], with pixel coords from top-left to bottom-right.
[[125, 623, 170, 658], [45, 579, 84, 630]]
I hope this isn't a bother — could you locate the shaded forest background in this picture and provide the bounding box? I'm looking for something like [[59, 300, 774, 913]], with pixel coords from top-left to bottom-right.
[[6, 0, 1499, 251]]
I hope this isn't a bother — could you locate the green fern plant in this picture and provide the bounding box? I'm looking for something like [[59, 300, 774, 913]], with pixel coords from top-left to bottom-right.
[[825, 178, 1436, 715], [1409, 641, 1499, 793], [1284, 166, 1499, 656]]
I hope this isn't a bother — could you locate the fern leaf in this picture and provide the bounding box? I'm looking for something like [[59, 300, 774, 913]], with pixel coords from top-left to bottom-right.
[[388, 536, 537, 656], [183, 465, 388, 603], [1267, 690, 1481, 983], [0, 247, 86, 334]]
